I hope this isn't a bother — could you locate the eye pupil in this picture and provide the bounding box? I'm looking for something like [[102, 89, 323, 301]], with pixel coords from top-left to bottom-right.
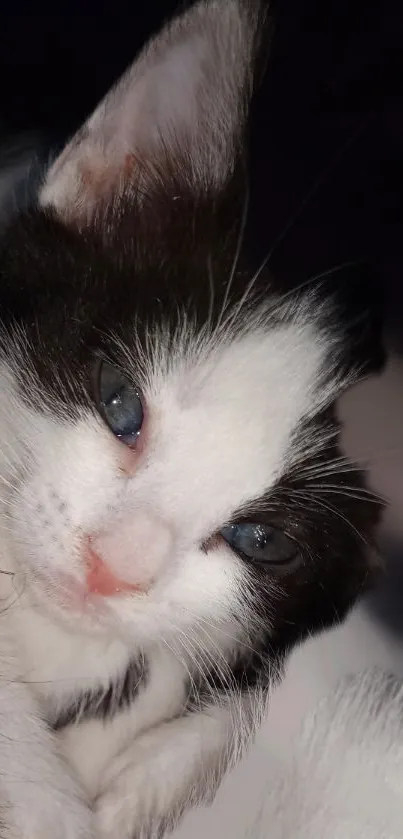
[[220, 522, 297, 567], [109, 392, 122, 407], [95, 361, 144, 445]]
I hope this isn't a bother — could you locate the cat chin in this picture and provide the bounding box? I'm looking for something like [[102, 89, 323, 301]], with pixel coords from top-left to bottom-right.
[[25, 573, 148, 642], [17, 573, 118, 639]]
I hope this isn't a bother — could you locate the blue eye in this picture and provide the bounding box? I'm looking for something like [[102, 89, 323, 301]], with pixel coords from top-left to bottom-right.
[[96, 361, 144, 444], [220, 523, 297, 566]]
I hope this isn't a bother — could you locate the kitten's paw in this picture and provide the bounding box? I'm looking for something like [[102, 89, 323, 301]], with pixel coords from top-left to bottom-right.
[[94, 753, 151, 839], [95, 713, 227, 839], [94, 748, 178, 839]]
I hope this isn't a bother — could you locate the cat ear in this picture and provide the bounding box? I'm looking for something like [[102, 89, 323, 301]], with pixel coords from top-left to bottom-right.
[[40, 1, 265, 225]]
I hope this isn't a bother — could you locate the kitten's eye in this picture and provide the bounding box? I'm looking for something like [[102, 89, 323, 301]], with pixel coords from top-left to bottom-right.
[[220, 523, 297, 566], [95, 361, 144, 445]]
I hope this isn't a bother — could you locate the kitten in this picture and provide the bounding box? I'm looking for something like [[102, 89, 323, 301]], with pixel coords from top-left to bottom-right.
[[0, 1, 383, 838]]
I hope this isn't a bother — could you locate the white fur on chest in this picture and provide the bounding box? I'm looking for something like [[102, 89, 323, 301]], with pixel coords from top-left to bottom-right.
[[9, 599, 188, 797], [61, 649, 187, 798]]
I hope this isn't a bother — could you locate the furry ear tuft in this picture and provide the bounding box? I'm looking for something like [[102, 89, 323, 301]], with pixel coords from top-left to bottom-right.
[[40, 1, 266, 225]]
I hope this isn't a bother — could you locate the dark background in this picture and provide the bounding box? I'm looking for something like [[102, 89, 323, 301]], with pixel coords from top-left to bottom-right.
[[0, 0, 402, 338]]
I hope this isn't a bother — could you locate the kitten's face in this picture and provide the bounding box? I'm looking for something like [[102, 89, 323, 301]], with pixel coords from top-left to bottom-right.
[[0, 0, 381, 659]]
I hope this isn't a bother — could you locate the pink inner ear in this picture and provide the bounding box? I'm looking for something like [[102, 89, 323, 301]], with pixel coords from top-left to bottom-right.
[[123, 153, 137, 175], [78, 152, 138, 201], [41, 0, 259, 222]]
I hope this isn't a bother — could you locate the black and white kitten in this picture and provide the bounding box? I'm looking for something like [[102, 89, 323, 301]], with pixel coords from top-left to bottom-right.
[[0, 2, 383, 838]]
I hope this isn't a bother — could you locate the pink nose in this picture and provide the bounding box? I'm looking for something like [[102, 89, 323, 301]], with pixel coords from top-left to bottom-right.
[[85, 512, 173, 597], [86, 544, 143, 597]]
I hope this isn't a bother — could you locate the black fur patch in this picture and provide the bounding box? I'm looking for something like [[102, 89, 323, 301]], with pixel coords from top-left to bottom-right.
[[188, 407, 383, 708], [0, 160, 383, 416], [0, 173, 248, 412], [51, 656, 146, 730]]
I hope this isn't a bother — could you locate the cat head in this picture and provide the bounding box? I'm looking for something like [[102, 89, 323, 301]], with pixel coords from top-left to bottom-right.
[[0, 0, 382, 661]]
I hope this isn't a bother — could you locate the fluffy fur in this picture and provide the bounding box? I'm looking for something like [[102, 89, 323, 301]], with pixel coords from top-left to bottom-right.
[[173, 604, 403, 839], [0, 2, 384, 838]]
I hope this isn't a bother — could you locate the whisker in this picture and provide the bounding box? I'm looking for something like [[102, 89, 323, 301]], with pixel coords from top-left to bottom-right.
[[261, 115, 371, 270], [267, 260, 361, 318], [176, 632, 222, 705], [293, 444, 403, 482], [207, 252, 215, 332], [178, 605, 261, 657], [160, 635, 198, 700], [224, 257, 361, 336], [304, 482, 384, 504], [218, 115, 370, 333], [194, 623, 238, 689], [290, 488, 370, 547], [216, 173, 250, 333]]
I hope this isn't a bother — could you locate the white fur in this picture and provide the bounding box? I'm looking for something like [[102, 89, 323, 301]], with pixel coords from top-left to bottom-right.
[[174, 670, 403, 839], [173, 606, 403, 839], [0, 630, 92, 839]]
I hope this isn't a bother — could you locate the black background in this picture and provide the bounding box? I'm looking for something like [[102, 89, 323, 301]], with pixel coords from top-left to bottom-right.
[[0, 0, 402, 338]]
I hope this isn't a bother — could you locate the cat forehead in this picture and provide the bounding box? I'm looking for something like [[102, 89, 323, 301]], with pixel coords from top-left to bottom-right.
[[126, 320, 326, 421], [128, 325, 329, 522]]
